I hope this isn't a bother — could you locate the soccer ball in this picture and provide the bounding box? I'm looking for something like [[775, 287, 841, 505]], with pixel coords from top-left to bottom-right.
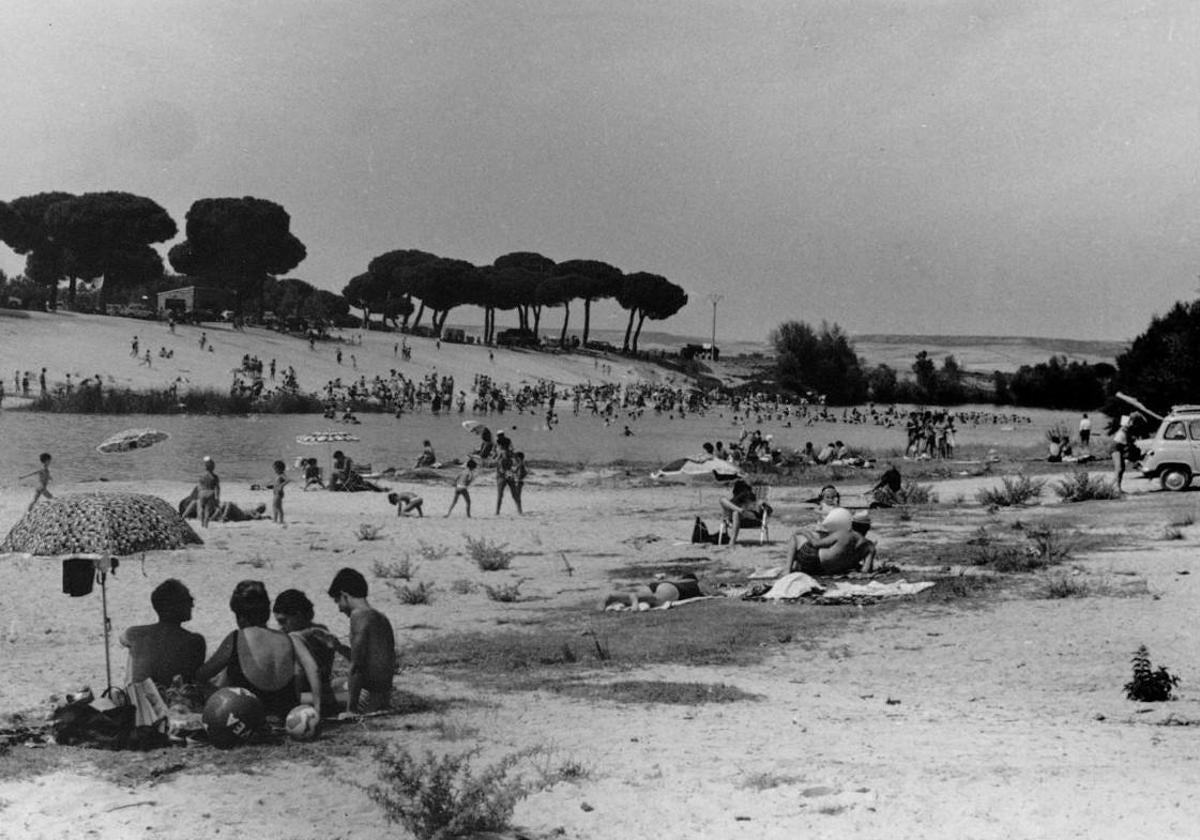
[[285, 704, 319, 741], [203, 687, 265, 749]]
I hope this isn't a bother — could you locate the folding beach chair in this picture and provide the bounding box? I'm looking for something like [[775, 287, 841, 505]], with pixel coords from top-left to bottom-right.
[[718, 483, 771, 545]]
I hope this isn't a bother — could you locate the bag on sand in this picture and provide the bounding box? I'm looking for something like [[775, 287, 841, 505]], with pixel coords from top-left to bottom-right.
[[691, 517, 730, 545]]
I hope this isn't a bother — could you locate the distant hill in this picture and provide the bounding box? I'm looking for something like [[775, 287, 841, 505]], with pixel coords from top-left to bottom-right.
[[568, 328, 1125, 374], [435, 322, 1128, 375], [850, 334, 1125, 374]]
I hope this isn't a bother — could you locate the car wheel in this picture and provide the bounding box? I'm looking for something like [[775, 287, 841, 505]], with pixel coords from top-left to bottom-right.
[[1161, 468, 1192, 492]]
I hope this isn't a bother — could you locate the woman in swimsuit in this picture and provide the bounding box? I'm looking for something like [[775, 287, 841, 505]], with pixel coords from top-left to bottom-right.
[[196, 580, 324, 720]]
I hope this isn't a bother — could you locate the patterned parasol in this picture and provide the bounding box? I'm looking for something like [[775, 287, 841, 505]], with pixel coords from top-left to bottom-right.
[[96, 428, 171, 454], [0, 492, 202, 556]]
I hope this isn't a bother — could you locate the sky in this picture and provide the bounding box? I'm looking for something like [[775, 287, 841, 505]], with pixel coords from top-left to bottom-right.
[[1, 0, 1196, 343]]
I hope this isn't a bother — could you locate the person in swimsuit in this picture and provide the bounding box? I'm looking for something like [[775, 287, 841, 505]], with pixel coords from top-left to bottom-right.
[[196, 580, 324, 720], [603, 573, 704, 609], [195, 456, 221, 528], [19, 452, 53, 511], [272, 589, 338, 713]]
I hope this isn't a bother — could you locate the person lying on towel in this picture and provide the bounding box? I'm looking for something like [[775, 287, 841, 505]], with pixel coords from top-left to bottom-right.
[[603, 573, 704, 609]]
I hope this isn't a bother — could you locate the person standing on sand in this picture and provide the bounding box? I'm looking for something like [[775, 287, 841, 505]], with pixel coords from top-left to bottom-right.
[[1111, 413, 1143, 494], [270, 459, 289, 525], [495, 443, 522, 516], [445, 459, 476, 517], [1079, 413, 1092, 452], [19, 452, 53, 511], [196, 456, 221, 527]]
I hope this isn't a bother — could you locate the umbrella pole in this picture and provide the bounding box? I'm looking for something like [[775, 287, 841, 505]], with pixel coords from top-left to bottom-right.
[[99, 568, 113, 695]]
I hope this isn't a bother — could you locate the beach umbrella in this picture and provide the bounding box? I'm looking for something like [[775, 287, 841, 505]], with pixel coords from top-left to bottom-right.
[[296, 430, 361, 446], [0, 492, 203, 695], [297, 430, 362, 473], [650, 457, 743, 483], [96, 427, 171, 454], [461, 420, 485, 434]]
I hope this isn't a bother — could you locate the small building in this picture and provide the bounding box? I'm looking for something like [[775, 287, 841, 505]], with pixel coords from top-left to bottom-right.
[[156, 285, 232, 317]]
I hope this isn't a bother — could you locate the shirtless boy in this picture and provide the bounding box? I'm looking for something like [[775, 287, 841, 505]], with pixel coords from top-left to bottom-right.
[[327, 568, 396, 714]]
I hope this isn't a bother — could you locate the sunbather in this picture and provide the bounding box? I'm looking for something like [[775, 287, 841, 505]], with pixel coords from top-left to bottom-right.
[[603, 573, 704, 609]]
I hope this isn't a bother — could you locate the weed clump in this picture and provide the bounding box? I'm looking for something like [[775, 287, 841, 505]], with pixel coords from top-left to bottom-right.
[[465, 535, 514, 571], [373, 556, 418, 580], [356, 523, 384, 541], [1124, 645, 1179, 702], [388, 580, 435, 605], [977, 474, 1045, 507], [1055, 471, 1121, 502], [896, 479, 938, 506], [417, 541, 450, 562], [368, 746, 533, 840], [483, 581, 523, 603]]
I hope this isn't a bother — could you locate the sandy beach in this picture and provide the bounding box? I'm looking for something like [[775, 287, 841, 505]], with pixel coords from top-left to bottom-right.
[[2, 460, 1199, 840]]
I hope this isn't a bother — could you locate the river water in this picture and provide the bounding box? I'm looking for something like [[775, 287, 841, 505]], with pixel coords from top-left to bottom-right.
[[0, 404, 1059, 487], [0, 409, 745, 485]]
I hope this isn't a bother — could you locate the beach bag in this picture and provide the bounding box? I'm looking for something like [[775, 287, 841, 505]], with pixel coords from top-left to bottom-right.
[[62, 557, 95, 597], [691, 517, 710, 544]]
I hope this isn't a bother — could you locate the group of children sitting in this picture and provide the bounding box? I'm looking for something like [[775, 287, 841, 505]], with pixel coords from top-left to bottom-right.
[[119, 567, 395, 725]]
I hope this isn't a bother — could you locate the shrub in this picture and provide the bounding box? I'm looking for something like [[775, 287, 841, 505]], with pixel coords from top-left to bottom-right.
[[1124, 645, 1179, 702], [368, 746, 533, 840], [465, 535, 514, 571], [373, 556, 418, 580], [449, 579, 477, 595], [417, 541, 450, 562], [1043, 575, 1089, 599], [389, 580, 434, 605], [976, 474, 1045, 507], [896, 479, 938, 505], [483, 581, 523, 603], [1055, 471, 1121, 502], [356, 523, 383, 541]]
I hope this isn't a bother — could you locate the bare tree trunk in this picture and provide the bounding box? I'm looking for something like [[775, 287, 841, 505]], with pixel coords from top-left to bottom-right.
[[633, 312, 647, 353], [622, 308, 636, 353], [582, 298, 592, 346], [559, 304, 570, 346]]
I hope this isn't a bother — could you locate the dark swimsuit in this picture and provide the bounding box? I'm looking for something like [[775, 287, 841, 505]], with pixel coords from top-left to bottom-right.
[[225, 630, 299, 718]]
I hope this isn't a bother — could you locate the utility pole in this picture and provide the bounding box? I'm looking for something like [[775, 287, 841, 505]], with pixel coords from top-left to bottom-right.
[[707, 293, 723, 361]]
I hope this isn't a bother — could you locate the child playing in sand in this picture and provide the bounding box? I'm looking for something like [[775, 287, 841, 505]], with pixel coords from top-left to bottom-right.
[[387, 490, 424, 517], [326, 568, 396, 714], [270, 459, 289, 524], [445, 458, 476, 517], [19, 452, 53, 511]]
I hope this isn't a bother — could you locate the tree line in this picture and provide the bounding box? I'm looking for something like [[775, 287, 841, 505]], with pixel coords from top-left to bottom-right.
[[0, 191, 688, 351], [772, 319, 1120, 410]]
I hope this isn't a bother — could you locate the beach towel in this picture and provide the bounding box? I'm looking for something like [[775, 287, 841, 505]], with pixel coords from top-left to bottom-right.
[[760, 572, 824, 600], [816, 580, 936, 603]]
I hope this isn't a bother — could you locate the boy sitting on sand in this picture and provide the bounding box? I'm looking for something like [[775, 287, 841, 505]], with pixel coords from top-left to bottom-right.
[[327, 568, 396, 714], [273, 589, 338, 713], [120, 579, 207, 689]]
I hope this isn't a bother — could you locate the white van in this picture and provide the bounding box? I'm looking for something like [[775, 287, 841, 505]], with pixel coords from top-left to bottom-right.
[[1138, 405, 1200, 491]]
